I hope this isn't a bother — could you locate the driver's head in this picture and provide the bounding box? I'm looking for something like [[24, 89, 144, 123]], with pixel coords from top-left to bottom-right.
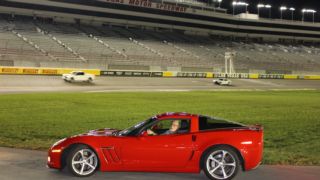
[[170, 120, 180, 132]]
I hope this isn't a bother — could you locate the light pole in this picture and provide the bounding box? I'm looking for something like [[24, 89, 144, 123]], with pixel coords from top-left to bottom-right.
[[218, 0, 222, 8], [232, 2, 236, 15], [257, 4, 264, 17], [280, 6, 287, 20], [289, 7, 295, 21], [245, 3, 248, 13], [232, 1, 249, 15], [265, 4, 272, 19], [302, 9, 317, 23]]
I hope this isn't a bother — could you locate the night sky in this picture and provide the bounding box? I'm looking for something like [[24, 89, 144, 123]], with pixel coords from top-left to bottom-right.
[[217, 0, 320, 21]]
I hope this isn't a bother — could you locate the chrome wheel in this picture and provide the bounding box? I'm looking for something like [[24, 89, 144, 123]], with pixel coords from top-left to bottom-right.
[[71, 148, 98, 176], [206, 150, 237, 180]]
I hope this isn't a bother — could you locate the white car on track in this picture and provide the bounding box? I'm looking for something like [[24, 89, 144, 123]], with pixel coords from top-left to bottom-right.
[[62, 71, 95, 83], [213, 78, 232, 86]]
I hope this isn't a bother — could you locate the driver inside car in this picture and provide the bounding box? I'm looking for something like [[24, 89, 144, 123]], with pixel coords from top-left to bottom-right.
[[147, 120, 180, 136]]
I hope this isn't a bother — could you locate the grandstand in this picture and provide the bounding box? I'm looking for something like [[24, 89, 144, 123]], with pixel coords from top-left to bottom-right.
[[0, 15, 320, 74]]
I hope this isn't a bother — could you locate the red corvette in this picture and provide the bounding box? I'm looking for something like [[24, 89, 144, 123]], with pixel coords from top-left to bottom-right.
[[47, 112, 263, 180]]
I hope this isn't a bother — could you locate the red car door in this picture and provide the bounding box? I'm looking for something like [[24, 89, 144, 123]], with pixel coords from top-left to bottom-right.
[[120, 133, 194, 170]]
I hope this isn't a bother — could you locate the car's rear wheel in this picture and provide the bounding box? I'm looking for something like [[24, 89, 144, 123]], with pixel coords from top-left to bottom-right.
[[87, 78, 93, 83], [202, 146, 240, 180], [67, 145, 99, 177]]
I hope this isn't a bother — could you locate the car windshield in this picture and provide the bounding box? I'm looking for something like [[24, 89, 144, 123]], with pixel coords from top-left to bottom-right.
[[117, 118, 155, 136]]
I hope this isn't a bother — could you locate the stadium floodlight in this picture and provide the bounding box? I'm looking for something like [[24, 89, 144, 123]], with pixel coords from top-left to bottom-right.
[[257, 4, 272, 18], [232, 1, 249, 15], [302, 9, 317, 23], [289, 7, 295, 21], [280, 6, 287, 11], [257, 4, 264, 8], [280, 6, 287, 20], [265, 4, 271, 8], [289, 7, 295, 11]]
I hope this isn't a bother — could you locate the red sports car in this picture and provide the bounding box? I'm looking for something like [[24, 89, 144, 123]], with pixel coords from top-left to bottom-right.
[[48, 112, 263, 180]]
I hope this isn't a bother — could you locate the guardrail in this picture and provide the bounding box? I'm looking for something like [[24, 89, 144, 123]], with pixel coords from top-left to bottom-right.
[[1, 66, 320, 80]]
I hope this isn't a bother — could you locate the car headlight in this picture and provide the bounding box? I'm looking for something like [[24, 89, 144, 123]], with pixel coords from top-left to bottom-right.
[[52, 138, 66, 147]]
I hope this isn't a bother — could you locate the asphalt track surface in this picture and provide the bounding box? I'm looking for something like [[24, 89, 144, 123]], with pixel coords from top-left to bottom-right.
[[0, 75, 320, 94], [0, 147, 319, 180], [0, 75, 320, 180]]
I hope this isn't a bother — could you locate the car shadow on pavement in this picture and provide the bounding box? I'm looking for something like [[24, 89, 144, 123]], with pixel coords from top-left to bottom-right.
[[48, 168, 207, 180]]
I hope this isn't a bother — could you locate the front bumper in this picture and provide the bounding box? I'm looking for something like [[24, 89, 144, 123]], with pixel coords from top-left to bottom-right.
[[47, 148, 62, 169]]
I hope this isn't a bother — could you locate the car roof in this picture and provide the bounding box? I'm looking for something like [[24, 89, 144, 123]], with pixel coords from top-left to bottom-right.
[[154, 112, 198, 120], [71, 71, 84, 73]]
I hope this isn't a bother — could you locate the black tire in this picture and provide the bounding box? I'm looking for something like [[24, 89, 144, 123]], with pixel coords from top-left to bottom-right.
[[66, 145, 99, 177], [87, 78, 93, 83], [202, 146, 241, 180], [70, 77, 75, 83]]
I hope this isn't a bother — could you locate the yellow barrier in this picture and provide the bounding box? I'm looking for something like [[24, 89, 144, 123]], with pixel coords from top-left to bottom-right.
[[284, 75, 298, 79], [41, 68, 60, 75], [206, 72, 213, 78], [163, 71, 173, 77], [0, 66, 100, 76], [304, 75, 320, 80], [249, 74, 259, 79]]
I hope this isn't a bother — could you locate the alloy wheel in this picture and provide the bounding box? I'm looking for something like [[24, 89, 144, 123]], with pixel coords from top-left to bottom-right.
[[206, 150, 237, 180]]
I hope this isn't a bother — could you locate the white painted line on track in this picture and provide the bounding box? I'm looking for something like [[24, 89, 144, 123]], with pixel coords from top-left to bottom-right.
[[85, 89, 192, 93], [84, 88, 318, 93], [269, 88, 317, 91]]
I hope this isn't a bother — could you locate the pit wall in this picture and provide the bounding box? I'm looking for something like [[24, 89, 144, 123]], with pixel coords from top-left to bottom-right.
[[1, 66, 320, 80]]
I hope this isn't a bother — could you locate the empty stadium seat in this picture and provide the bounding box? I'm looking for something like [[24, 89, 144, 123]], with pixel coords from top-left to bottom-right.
[[0, 15, 319, 72]]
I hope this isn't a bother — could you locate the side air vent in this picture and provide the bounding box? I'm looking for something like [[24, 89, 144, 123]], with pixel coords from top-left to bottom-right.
[[101, 147, 121, 164]]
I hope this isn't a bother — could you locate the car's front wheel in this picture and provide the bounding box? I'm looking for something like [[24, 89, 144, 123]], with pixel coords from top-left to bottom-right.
[[67, 145, 99, 177], [202, 146, 240, 180]]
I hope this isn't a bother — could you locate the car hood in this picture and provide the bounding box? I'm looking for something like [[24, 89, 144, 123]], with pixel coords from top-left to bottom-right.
[[85, 128, 119, 136]]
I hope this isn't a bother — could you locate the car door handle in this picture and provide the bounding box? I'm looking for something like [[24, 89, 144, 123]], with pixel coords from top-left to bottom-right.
[[192, 135, 197, 142]]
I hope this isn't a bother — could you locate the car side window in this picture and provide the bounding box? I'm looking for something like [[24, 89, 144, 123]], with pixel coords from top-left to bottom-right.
[[199, 116, 244, 130], [146, 119, 190, 136]]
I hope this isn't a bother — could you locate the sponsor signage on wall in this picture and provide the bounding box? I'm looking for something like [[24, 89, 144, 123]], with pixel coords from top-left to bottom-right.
[[101, 71, 163, 77], [214, 73, 250, 79], [177, 72, 207, 78], [259, 74, 284, 79], [101, 0, 188, 12]]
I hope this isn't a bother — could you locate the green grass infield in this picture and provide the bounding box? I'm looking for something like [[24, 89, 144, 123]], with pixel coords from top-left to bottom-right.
[[0, 91, 319, 165]]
